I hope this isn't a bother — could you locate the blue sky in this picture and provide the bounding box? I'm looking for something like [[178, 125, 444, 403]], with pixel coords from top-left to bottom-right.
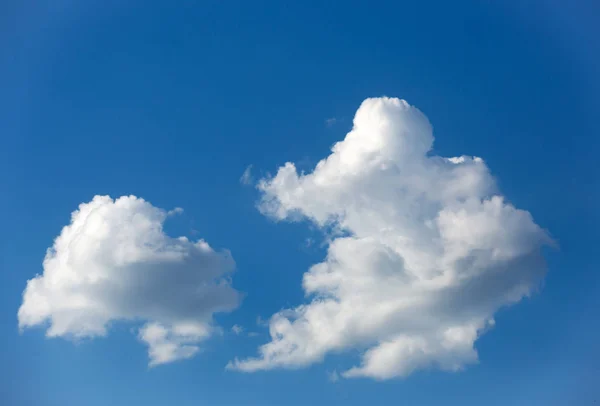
[[1, 1, 599, 405]]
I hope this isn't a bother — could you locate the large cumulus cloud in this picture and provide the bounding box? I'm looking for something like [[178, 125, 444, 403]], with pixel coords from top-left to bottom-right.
[[229, 97, 551, 379], [18, 195, 240, 366]]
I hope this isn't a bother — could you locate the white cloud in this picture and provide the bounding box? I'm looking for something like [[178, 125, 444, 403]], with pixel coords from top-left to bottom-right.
[[139, 322, 211, 367], [231, 324, 244, 335], [18, 195, 240, 367], [167, 207, 184, 216], [240, 165, 254, 185], [229, 97, 552, 379]]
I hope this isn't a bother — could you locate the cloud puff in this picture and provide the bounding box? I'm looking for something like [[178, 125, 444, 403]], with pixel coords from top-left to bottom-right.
[[229, 97, 552, 379], [18, 195, 240, 366], [231, 324, 244, 335]]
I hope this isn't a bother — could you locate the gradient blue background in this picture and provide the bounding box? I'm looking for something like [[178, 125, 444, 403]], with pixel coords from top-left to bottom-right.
[[1, 1, 598, 405]]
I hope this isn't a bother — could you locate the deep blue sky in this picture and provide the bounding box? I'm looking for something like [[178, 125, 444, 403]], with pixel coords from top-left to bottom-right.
[[1, 1, 599, 405]]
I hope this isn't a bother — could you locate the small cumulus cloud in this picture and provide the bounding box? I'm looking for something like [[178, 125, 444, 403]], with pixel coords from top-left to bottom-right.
[[167, 207, 184, 216], [18, 195, 240, 367], [231, 325, 244, 335]]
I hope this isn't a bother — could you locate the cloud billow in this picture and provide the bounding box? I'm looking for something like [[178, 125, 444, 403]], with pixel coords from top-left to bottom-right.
[[229, 97, 552, 379], [18, 195, 240, 366]]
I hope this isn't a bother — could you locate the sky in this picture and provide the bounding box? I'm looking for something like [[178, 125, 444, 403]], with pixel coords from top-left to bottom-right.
[[1, 1, 599, 405]]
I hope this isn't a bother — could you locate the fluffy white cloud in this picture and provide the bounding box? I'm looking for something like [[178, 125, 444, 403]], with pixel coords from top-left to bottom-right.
[[231, 324, 244, 335], [229, 97, 552, 379], [18, 195, 240, 366]]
